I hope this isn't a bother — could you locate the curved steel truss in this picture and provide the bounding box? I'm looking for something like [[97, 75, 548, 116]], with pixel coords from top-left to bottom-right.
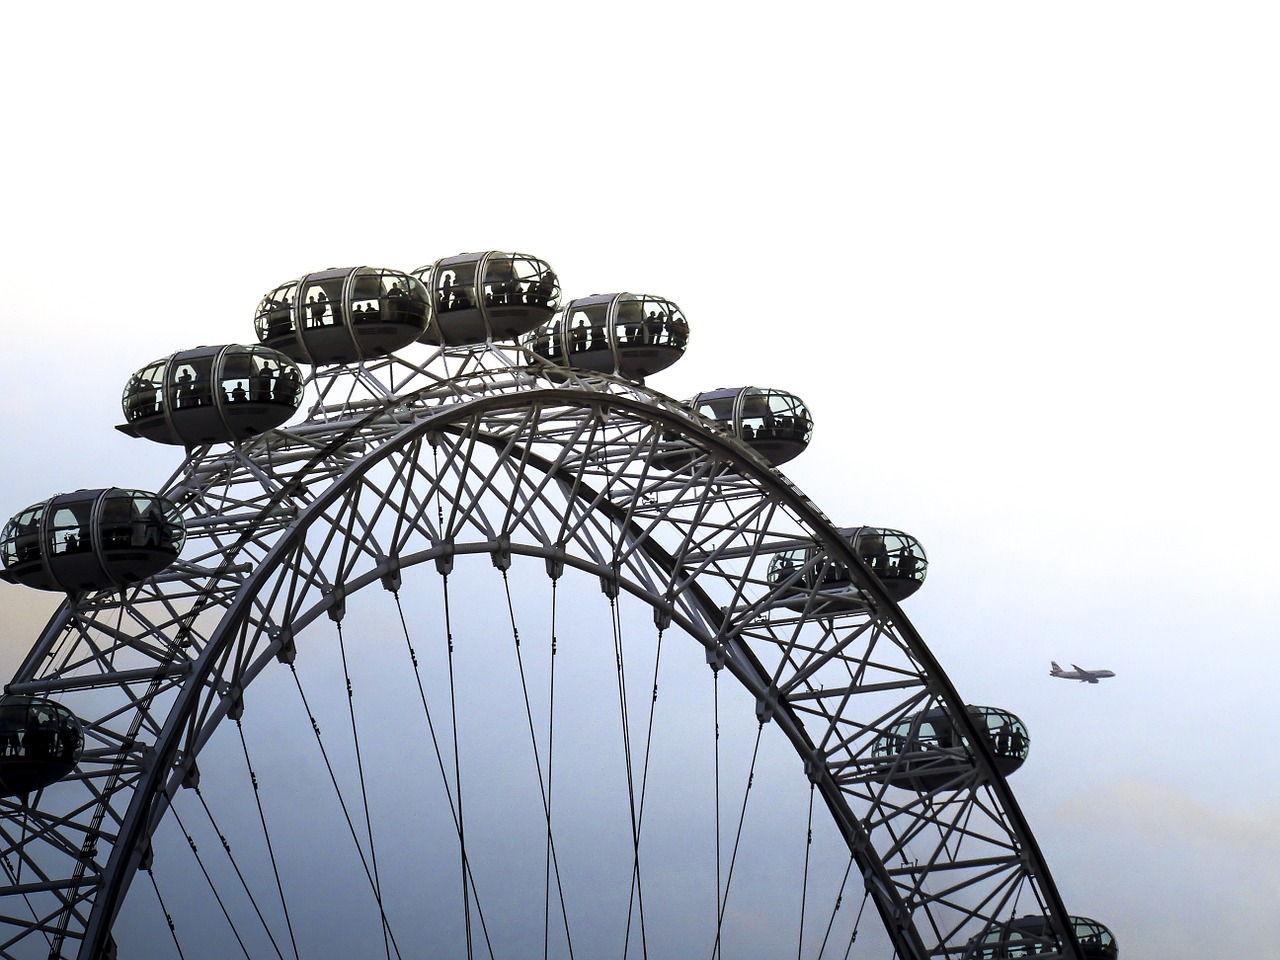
[[0, 349, 1082, 959]]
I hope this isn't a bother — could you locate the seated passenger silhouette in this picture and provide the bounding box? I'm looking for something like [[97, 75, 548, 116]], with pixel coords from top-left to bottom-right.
[[231, 382, 248, 403]]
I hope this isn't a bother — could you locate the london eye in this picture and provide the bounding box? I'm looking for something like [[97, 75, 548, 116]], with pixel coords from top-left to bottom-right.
[[0, 253, 1114, 959]]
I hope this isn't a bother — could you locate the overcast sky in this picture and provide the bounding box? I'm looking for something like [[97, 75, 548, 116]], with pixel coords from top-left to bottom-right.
[[2, 4, 1278, 957]]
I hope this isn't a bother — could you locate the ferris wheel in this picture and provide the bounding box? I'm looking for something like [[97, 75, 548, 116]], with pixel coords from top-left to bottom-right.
[[0, 254, 1117, 960]]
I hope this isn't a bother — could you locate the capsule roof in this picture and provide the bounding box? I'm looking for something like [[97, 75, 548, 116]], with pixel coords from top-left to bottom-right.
[[0, 695, 84, 797], [525, 293, 688, 381], [1, 489, 184, 593], [412, 252, 559, 345], [256, 266, 429, 365], [118, 344, 302, 446], [686, 387, 813, 466]]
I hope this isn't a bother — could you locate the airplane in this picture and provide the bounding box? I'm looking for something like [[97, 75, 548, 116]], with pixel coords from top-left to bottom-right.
[[1050, 661, 1115, 683]]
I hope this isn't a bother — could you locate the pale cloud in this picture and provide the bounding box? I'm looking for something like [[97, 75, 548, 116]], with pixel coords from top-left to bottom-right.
[[0, 582, 59, 681], [1050, 779, 1280, 959]]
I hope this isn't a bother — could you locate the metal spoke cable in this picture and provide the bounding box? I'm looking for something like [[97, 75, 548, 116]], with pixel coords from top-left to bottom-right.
[[498, 570, 574, 960], [623, 622, 667, 955], [609, 594, 648, 960], [709, 721, 765, 960], [813, 854, 856, 959], [170, 804, 254, 960], [236, 719, 300, 960], [145, 866, 187, 960], [287, 663, 404, 960], [545, 571, 575, 960], [797, 783, 815, 960], [711, 661, 723, 960], [191, 785, 287, 960], [440, 572, 497, 960], [841, 891, 870, 960], [389, 589, 497, 955], [335, 619, 392, 960]]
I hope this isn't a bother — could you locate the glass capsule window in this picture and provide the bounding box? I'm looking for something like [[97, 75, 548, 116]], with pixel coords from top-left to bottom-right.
[[768, 544, 852, 588], [350, 271, 382, 323], [483, 257, 521, 307], [740, 390, 811, 444], [215, 345, 297, 406], [517, 257, 559, 309], [0, 507, 42, 568], [856, 528, 927, 584], [565, 302, 611, 354], [969, 706, 1030, 760], [122, 361, 165, 423], [437, 262, 477, 313], [169, 355, 215, 410], [0, 695, 84, 798], [255, 281, 300, 342], [48, 501, 92, 557], [614, 297, 686, 349], [100, 490, 185, 555], [0, 697, 82, 764], [528, 318, 561, 360], [302, 281, 338, 329], [1073, 919, 1118, 959]]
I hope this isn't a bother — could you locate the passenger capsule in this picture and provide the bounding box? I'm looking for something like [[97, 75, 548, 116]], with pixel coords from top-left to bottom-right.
[[870, 705, 1029, 792], [413, 252, 560, 345], [688, 387, 813, 466], [255, 266, 430, 365], [525, 293, 688, 380], [964, 915, 1117, 960], [768, 527, 927, 611], [117, 345, 303, 446], [1, 489, 184, 593], [0, 696, 84, 797]]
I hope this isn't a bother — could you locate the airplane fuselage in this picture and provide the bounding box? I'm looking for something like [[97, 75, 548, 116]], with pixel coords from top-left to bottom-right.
[[1050, 661, 1115, 683]]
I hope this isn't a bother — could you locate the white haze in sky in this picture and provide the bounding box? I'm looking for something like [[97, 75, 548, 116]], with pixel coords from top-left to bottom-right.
[[2, 3, 1278, 957]]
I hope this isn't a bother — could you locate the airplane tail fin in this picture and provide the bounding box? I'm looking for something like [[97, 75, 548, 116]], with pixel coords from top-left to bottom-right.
[[1050, 661, 1062, 674]]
